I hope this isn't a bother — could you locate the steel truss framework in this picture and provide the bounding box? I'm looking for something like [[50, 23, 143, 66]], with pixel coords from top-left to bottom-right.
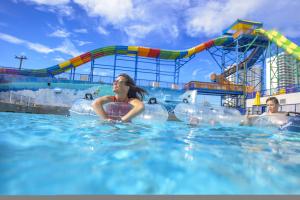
[[266, 43, 280, 95], [267, 43, 300, 95], [208, 34, 269, 109], [68, 51, 195, 87]]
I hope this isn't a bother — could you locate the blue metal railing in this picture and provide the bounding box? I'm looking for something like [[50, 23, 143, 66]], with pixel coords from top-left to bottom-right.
[[247, 84, 300, 99], [55, 72, 185, 89], [246, 103, 300, 115], [0, 66, 17, 69]]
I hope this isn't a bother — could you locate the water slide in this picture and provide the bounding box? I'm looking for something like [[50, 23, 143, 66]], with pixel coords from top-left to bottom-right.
[[0, 36, 234, 77], [0, 27, 299, 77], [254, 29, 300, 60], [222, 28, 300, 77]]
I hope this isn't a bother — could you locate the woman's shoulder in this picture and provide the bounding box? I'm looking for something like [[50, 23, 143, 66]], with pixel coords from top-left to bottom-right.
[[128, 98, 143, 104], [100, 95, 115, 99], [276, 111, 289, 116], [95, 95, 115, 102], [129, 97, 140, 102], [262, 111, 288, 116], [271, 111, 288, 116]]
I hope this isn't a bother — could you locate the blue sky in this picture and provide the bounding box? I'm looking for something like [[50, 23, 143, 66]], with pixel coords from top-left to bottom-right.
[[0, 0, 300, 103]]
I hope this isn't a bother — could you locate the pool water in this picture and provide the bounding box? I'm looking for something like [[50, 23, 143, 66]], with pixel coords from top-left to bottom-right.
[[1, 112, 300, 194]]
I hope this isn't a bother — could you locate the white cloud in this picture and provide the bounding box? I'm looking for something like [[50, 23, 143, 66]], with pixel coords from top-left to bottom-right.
[[73, 0, 188, 43], [0, 32, 80, 56], [170, 25, 179, 39], [74, 39, 92, 46], [248, 1, 300, 38], [53, 5, 73, 16], [53, 57, 65, 62], [124, 1, 188, 42], [97, 26, 109, 35], [74, 28, 88, 34], [74, 0, 134, 24], [18, 0, 300, 44], [35, 5, 72, 15], [124, 24, 154, 44], [54, 39, 81, 56], [0, 33, 24, 44], [185, 0, 300, 38], [22, 0, 73, 16], [22, 0, 70, 6], [185, 0, 262, 37], [0, 32, 53, 53], [27, 43, 54, 54], [49, 29, 71, 38]]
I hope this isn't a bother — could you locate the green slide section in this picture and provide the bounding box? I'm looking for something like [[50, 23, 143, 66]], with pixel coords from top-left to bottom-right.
[[255, 28, 300, 60]]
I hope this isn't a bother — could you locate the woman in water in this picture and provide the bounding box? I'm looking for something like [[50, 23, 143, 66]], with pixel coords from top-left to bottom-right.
[[92, 73, 148, 122], [242, 97, 288, 126]]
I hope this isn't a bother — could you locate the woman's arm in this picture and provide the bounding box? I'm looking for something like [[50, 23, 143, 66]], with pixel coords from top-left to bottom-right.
[[91, 95, 112, 119], [121, 98, 145, 122], [240, 114, 260, 126]]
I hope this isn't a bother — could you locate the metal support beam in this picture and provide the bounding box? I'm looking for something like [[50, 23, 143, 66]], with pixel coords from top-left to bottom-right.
[[156, 58, 160, 82], [113, 53, 117, 81], [235, 39, 239, 84], [69, 67, 73, 80], [268, 41, 279, 95], [90, 54, 94, 82], [83, 52, 194, 87], [134, 53, 138, 82]]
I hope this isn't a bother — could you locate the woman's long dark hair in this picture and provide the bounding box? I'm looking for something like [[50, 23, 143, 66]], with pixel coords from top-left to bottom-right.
[[118, 73, 148, 100]]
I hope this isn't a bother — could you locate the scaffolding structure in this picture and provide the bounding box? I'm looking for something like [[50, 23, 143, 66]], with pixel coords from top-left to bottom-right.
[[207, 20, 269, 109], [266, 50, 300, 95], [84, 51, 195, 87], [208, 23, 300, 110], [7, 19, 297, 112]]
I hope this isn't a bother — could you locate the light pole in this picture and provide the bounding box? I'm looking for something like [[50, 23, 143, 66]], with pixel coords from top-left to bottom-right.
[[15, 55, 27, 70]]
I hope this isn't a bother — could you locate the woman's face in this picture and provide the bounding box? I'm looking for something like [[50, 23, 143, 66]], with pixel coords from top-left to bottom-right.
[[113, 76, 129, 94], [267, 100, 279, 113]]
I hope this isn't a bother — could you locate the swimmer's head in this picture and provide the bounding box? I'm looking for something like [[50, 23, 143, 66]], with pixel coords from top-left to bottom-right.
[[266, 97, 279, 113], [113, 73, 148, 100]]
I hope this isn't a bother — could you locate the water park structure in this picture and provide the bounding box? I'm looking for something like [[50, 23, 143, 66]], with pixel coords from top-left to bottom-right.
[[1, 19, 300, 113]]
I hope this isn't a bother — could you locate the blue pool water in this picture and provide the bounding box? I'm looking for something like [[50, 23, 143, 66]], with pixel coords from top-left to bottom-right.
[[1, 112, 300, 194]]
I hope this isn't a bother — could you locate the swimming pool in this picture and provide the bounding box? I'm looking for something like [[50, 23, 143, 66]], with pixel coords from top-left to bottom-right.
[[1, 112, 300, 194]]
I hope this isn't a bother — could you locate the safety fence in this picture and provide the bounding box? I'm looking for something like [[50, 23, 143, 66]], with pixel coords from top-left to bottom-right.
[[246, 103, 300, 115], [247, 84, 300, 99], [56, 72, 184, 89], [0, 91, 35, 107]]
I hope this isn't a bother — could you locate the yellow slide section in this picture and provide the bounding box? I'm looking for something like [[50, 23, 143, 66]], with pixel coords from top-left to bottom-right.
[[254, 28, 300, 60]]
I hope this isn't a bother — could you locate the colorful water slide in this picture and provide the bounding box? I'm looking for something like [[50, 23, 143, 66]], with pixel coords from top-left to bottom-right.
[[0, 36, 234, 77], [1, 23, 299, 78], [222, 28, 300, 77], [254, 29, 300, 61]]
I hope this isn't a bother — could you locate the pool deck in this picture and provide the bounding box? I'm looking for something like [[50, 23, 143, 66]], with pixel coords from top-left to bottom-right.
[[0, 101, 180, 121], [0, 102, 70, 115]]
